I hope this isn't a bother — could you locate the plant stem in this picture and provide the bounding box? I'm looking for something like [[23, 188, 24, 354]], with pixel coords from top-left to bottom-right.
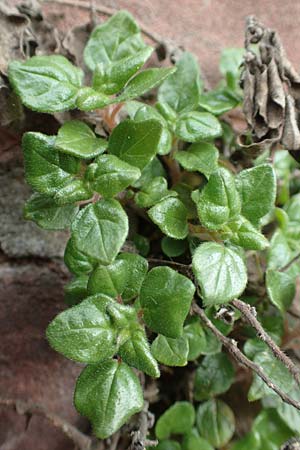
[[279, 252, 300, 272], [232, 298, 300, 387], [192, 303, 300, 411]]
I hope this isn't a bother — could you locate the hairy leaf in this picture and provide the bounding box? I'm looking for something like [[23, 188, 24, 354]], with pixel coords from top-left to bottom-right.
[[175, 142, 219, 178], [192, 243, 247, 305], [117, 252, 148, 301], [175, 111, 222, 142], [140, 266, 195, 338], [74, 360, 143, 438], [148, 197, 188, 239], [87, 260, 128, 298], [151, 334, 189, 367], [135, 177, 177, 208], [155, 401, 195, 440]]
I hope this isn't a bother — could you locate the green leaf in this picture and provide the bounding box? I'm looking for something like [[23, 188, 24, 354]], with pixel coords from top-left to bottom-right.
[[22, 132, 92, 204], [196, 399, 235, 448], [64, 275, 89, 306], [192, 242, 247, 305], [199, 88, 239, 115], [71, 199, 128, 265], [118, 68, 176, 102], [119, 327, 160, 377], [155, 402, 195, 440], [108, 119, 163, 170], [226, 216, 269, 250], [134, 104, 172, 155], [64, 237, 96, 275], [76, 87, 112, 111], [175, 111, 222, 143], [8, 55, 83, 113], [248, 350, 294, 402], [194, 353, 234, 400], [46, 294, 117, 363], [266, 270, 295, 314], [140, 266, 195, 338], [175, 142, 219, 178], [231, 431, 261, 450], [183, 319, 207, 360], [87, 260, 128, 298], [252, 410, 293, 450], [161, 236, 187, 257], [182, 428, 214, 450], [192, 168, 241, 230], [133, 157, 166, 189], [151, 334, 189, 367], [83, 11, 146, 71], [135, 177, 177, 208], [236, 164, 276, 225], [219, 48, 244, 90], [158, 52, 202, 113], [24, 193, 79, 230], [267, 230, 294, 270], [148, 197, 188, 239], [86, 154, 141, 197], [56, 120, 107, 159], [92, 46, 153, 95], [117, 252, 148, 301], [74, 360, 143, 439], [155, 440, 181, 450], [133, 233, 150, 257], [277, 388, 300, 435]]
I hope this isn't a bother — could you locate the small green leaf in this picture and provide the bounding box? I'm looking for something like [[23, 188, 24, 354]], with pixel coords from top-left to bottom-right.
[[158, 52, 202, 113], [199, 88, 239, 115], [84, 10, 146, 71], [248, 350, 294, 402], [266, 270, 295, 314], [175, 111, 222, 143], [119, 327, 160, 377], [220, 48, 244, 90], [267, 230, 294, 270], [46, 295, 117, 363], [118, 68, 176, 102], [140, 266, 195, 338], [71, 199, 128, 265], [161, 236, 187, 257], [236, 164, 276, 225], [252, 409, 293, 450], [148, 197, 188, 239], [134, 103, 172, 155], [117, 252, 148, 301], [23, 132, 92, 204], [194, 353, 234, 400], [74, 360, 143, 439], [196, 399, 235, 448], [226, 216, 269, 250], [24, 193, 79, 230], [56, 120, 107, 159], [155, 402, 195, 440], [192, 168, 241, 230], [230, 431, 261, 450], [76, 87, 112, 111], [277, 388, 300, 435], [87, 260, 128, 298], [151, 334, 189, 367], [182, 428, 214, 450], [192, 242, 247, 305], [8, 55, 83, 112], [175, 142, 219, 178], [87, 154, 141, 197], [156, 440, 181, 450], [64, 237, 96, 275], [92, 46, 153, 94], [133, 157, 166, 189], [108, 119, 162, 170], [133, 233, 150, 257], [64, 275, 89, 306], [183, 319, 207, 360], [135, 177, 177, 208]]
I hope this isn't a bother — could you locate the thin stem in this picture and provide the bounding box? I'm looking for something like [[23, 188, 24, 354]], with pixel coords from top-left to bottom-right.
[[192, 303, 300, 411], [148, 257, 191, 270], [0, 397, 92, 450], [279, 252, 300, 272], [232, 299, 300, 387]]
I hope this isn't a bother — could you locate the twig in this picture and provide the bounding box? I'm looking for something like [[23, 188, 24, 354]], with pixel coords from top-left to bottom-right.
[[45, 0, 164, 45], [0, 397, 92, 450], [147, 258, 190, 270], [192, 303, 300, 411], [232, 298, 300, 387], [279, 252, 300, 272], [129, 401, 157, 450]]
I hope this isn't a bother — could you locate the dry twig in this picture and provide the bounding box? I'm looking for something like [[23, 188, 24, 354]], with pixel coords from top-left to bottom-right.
[[192, 303, 300, 411]]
